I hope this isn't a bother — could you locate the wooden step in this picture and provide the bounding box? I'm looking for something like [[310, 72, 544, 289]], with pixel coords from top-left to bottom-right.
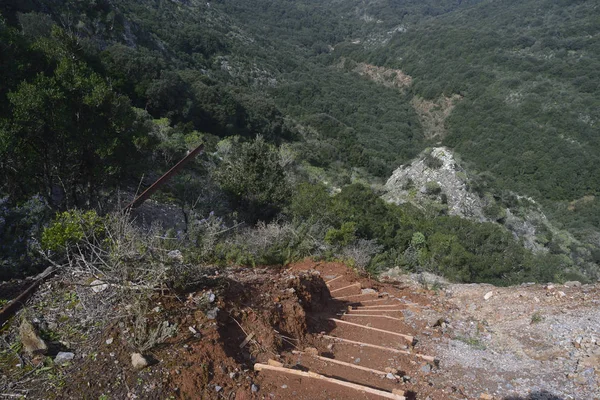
[[330, 282, 361, 294], [291, 350, 394, 377], [254, 363, 406, 400], [347, 308, 405, 313], [328, 318, 414, 344], [333, 292, 382, 300], [354, 304, 407, 309], [325, 275, 343, 286], [322, 335, 437, 363], [339, 313, 404, 322]]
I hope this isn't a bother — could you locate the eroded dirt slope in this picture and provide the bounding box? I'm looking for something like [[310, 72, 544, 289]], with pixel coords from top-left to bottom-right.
[[1, 261, 598, 399]]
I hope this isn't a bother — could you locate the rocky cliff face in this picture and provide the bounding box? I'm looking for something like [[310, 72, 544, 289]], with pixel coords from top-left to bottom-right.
[[383, 147, 600, 280], [382, 147, 564, 254], [383, 147, 487, 220]]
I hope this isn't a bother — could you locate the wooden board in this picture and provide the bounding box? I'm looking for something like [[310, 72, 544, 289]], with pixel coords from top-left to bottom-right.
[[254, 363, 406, 400]]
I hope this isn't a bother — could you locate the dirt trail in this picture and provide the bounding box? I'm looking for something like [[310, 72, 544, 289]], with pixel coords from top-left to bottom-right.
[[4, 261, 598, 399], [253, 262, 448, 400]]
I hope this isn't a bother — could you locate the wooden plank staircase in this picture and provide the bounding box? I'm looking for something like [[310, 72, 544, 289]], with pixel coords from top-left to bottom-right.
[[254, 269, 439, 399]]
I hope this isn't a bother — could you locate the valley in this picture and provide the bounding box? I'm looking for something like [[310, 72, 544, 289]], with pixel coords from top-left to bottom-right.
[[1, 0, 599, 398]]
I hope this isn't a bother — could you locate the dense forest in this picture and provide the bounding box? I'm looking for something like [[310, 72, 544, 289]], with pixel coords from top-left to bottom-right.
[[1, 0, 598, 285]]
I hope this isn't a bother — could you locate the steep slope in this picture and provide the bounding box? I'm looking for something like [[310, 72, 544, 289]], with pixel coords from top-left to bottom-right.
[[337, 0, 600, 203], [2, 0, 600, 286], [3, 261, 599, 399], [383, 147, 599, 278], [330, 0, 600, 275]]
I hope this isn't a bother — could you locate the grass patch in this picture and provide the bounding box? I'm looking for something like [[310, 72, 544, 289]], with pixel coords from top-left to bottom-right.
[[530, 311, 544, 324], [454, 334, 486, 350]]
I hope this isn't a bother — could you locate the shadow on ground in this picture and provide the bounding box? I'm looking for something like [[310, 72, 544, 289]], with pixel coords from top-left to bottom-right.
[[505, 390, 564, 400]]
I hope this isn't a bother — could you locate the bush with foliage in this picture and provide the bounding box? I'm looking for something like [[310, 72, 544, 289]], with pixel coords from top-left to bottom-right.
[[0, 195, 50, 280], [41, 210, 106, 253], [424, 153, 443, 169], [214, 136, 291, 222]]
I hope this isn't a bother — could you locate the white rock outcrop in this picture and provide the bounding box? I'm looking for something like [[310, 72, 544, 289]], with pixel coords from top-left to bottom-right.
[[383, 147, 486, 220]]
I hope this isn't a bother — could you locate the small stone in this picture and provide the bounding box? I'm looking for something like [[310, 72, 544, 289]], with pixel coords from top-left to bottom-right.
[[386, 373, 396, 380], [208, 292, 216, 303], [229, 372, 237, 379], [19, 319, 47, 356], [188, 326, 198, 334], [545, 284, 555, 290], [433, 318, 448, 327], [557, 291, 566, 298], [215, 385, 222, 392], [480, 394, 493, 400], [167, 249, 183, 262], [105, 337, 114, 345], [54, 352, 75, 365], [304, 347, 319, 356], [483, 291, 493, 300], [534, 297, 540, 303], [251, 384, 259, 392], [384, 367, 398, 374], [90, 279, 108, 293], [131, 353, 149, 370], [281, 385, 288, 389], [354, 358, 361, 364], [206, 307, 219, 320], [361, 288, 377, 294], [402, 375, 411, 382], [421, 363, 432, 373]]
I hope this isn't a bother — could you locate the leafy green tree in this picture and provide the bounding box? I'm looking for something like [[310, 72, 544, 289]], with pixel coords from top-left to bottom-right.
[[215, 136, 290, 222], [0, 26, 151, 207], [325, 222, 357, 247], [287, 182, 332, 222]]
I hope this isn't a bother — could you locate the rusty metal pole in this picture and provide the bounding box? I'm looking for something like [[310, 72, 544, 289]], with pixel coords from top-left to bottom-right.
[[0, 267, 56, 327], [124, 143, 205, 211]]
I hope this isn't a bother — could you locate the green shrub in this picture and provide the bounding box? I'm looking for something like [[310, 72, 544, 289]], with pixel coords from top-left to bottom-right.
[[424, 153, 443, 169], [425, 181, 442, 195], [214, 221, 322, 267], [483, 200, 507, 223], [41, 210, 105, 253], [214, 135, 290, 222], [411, 232, 426, 247], [287, 182, 331, 221], [325, 222, 357, 247], [530, 312, 543, 324], [0, 195, 51, 280]]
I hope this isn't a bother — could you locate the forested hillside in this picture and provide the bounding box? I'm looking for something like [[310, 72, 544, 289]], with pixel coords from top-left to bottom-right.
[[335, 0, 600, 228], [1, 0, 599, 285]]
